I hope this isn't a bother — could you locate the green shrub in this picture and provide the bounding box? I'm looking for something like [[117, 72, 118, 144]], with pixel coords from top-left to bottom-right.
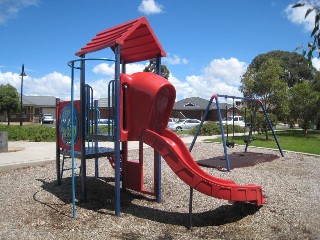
[[189, 121, 245, 136], [0, 125, 56, 142]]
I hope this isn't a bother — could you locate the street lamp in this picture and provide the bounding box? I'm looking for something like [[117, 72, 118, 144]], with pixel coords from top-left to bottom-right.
[[20, 64, 27, 126]]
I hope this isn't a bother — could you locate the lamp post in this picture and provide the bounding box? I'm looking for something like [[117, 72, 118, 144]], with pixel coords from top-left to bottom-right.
[[20, 64, 27, 126]]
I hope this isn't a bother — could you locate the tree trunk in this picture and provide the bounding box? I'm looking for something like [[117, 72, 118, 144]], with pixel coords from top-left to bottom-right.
[[6, 111, 10, 126]]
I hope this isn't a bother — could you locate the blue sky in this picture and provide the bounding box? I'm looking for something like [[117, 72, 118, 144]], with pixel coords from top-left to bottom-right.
[[0, 0, 319, 101]]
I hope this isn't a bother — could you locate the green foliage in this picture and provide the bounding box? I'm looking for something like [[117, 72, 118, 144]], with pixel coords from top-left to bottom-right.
[[292, 2, 320, 64], [0, 125, 55, 142], [0, 84, 20, 125], [243, 51, 315, 87], [254, 112, 277, 139], [143, 58, 170, 79], [240, 57, 289, 121], [289, 80, 320, 134], [189, 121, 244, 136]]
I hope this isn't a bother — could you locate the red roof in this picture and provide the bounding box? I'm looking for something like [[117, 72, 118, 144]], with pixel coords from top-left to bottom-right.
[[75, 17, 166, 63]]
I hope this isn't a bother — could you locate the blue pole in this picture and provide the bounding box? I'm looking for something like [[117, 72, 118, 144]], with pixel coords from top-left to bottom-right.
[[71, 62, 76, 218], [155, 54, 162, 203], [114, 44, 121, 216], [215, 96, 231, 171], [94, 100, 99, 177]]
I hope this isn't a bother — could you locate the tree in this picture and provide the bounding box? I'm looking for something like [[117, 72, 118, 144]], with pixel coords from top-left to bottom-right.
[[245, 50, 316, 87], [292, 1, 320, 64], [143, 58, 170, 80], [0, 84, 20, 126], [289, 81, 320, 134], [240, 57, 289, 121], [312, 75, 320, 129]]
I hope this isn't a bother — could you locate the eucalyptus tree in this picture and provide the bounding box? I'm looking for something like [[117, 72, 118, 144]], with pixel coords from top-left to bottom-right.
[[0, 84, 20, 126]]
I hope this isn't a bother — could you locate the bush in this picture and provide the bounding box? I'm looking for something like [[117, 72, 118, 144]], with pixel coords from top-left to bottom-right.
[[189, 121, 245, 136], [0, 125, 56, 142]]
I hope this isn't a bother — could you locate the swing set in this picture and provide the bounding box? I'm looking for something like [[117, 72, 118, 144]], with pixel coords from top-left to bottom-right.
[[190, 94, 284, 172]]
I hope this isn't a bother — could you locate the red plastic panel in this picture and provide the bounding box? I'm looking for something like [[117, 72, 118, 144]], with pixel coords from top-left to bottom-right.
[[120, 72, 176, 141], [57, 100, 81, 151]]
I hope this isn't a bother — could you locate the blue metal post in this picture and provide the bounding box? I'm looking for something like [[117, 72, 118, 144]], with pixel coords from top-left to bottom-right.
[[56, 98, 61, 186], [155, 54, 162, 203], [80, 55, 87, 202], [94, 100, 99, 177], [114, 44, 121, 216], [70, 62, 76, 218], [259, 101, 284, 157], [215, 96, 231, 171]]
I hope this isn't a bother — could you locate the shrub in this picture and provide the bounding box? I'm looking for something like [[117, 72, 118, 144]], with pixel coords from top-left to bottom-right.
[[0, 125, 56, 142], [189, 121, 245, 136]]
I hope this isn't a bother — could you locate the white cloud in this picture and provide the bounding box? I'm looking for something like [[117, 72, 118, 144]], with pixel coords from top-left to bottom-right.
[[0, 0, 40, 25], [138, 0, 163, 15], [203, 58, 246, 86], [1, 58, 246, 103], [92, 62, 147, 76], [0, 71, 75, 100], [93, 63, 114, 76], [285, 1, 317, 31], [312, 57, 320, 70], [164, 54, 189, 65], [169, 58, 247, 101]]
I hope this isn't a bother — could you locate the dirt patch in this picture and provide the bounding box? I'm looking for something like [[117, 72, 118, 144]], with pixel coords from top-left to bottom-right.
[[7, 147, 25, 152], [197, 151, 279, 170]]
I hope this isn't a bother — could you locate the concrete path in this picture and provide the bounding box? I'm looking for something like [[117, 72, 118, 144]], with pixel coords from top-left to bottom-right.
[[0, 135, 215, 171]]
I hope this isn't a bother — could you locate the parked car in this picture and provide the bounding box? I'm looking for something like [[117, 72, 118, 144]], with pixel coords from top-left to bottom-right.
[[168, 119, 201, 131], [167, 118, 178, 127], [41, 114, 54, 124], [98, 119, 113, 125], [223, 115, 245, 127]]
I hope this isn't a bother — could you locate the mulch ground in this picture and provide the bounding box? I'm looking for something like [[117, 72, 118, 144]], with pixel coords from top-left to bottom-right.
[[197, 151, 279, 171]]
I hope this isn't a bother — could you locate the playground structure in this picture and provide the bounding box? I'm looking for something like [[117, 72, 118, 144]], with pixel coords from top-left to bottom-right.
[[56, 17, 267, 221], [190, 94, 284, 172]]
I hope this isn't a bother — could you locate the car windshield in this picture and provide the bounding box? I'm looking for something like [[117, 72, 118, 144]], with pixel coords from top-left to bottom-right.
[[225, 117, 234, 121], [178, 119, 186, 123]]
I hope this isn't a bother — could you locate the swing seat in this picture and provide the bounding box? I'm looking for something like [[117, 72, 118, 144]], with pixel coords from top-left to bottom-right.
[[226, 141, 235, 148]]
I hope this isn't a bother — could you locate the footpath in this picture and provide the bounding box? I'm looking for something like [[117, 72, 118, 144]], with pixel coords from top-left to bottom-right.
[[0, 135, 214, 171]]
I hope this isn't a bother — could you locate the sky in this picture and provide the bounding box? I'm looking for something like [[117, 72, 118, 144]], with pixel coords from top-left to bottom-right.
[[1, 0, 320, 101]]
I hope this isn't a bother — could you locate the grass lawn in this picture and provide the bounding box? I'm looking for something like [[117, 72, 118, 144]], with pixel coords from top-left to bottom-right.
[[208, 130, 320, 155]]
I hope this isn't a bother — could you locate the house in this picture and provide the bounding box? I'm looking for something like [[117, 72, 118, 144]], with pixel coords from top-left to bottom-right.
[[170, 97, 241, 121], [9, 96, 57, 122], [97, 97, 114, 119]]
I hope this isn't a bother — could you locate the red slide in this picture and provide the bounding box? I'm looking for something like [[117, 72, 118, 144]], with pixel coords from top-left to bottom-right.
[[142, 128, 266, 206]]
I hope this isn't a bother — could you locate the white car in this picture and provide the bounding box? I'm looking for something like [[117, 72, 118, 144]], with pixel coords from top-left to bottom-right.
[[223, 116, 245, 127], [168, 119, 201, 131], [41, 114, 54, 124], [167, 118, 178, 127]]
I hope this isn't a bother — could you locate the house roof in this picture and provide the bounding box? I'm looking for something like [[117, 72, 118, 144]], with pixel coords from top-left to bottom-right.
[[22, 96, 56, 107], [173, 97, 235, 111], [75, 16, 166, 63]]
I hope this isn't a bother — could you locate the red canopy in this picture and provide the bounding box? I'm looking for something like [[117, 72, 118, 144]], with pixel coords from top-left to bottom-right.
[[75, 16, 166, 63]]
